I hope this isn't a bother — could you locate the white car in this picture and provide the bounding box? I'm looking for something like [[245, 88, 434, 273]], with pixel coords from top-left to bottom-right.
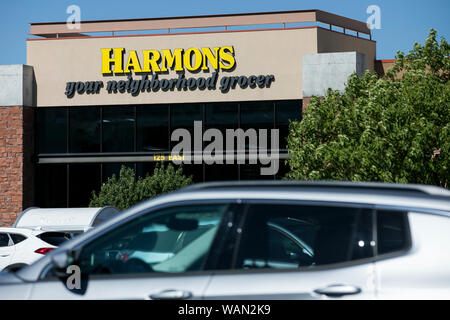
[[0, 228, 72, 272], [0, 181, 449, 299]]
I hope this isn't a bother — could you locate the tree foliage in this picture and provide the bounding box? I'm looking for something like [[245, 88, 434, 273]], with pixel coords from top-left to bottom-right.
[[286, 29, 449, 188], [89, 163, 193, 210]]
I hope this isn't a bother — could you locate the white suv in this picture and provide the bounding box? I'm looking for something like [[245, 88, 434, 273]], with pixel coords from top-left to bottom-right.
[[0, 181, 449, 299], [0, 228, 72, 272]]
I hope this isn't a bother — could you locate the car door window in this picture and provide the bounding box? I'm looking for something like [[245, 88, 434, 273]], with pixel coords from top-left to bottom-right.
[[236, 204, 374, 269], [376, 210, 410, 255], [9, 233, 27, 245], [76, 204, 229, 275], [0, 233, 9, 247]]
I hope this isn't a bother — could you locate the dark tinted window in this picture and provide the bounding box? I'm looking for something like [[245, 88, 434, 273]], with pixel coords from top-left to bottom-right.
[[68, 163, 101, 207], [102, 106, 135, 152], [136, 162, 156, 178], [240, 101, 274, 152], [276, 100, 302, 149], [377, 211, 410, 255], [9, 233, 27, 245], [179, 164, 203, 183], [240, 101, 274, 130], [0, 233, 9, 247], [205, 164, 238, 182], [137, 105, 169, 152], [69, 107, 101, 153], [102, 163, 134, 183], [205, 102, 238, 134], [36, 164, 67, 208], [38, 232, 72, 246], [171, 103, 203, 149], [236, 204, 374, 269], [37, 107, 67, 154], [240, 164, 273, 180]]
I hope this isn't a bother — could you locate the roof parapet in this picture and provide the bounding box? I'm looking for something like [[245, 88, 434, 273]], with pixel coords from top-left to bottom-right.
[[29, 9, 371, 39]]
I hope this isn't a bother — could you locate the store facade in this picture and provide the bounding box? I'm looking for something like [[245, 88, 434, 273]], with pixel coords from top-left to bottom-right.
[[0, 10, 382, 224]]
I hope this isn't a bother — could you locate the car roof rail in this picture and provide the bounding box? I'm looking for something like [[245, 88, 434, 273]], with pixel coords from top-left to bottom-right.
[[179, 180, 450, 197]]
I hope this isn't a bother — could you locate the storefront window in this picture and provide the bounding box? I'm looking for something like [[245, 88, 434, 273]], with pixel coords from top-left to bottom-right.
[[69, 107, 101, 153], [240, 101, 274, 151], [137, 105, 169, 152], [35, 100, 301, 207], [205, 164, 239, 182], [240, 164, 274, 180], [240, 101, 274, 130], [177, 164, 203, 183], [276, 100, 302, 149], [205, 102, 239, 133], [36, 164, 67, 207], [102, 163, 135, 183], [37, 107, 67, 154], [102, 106, 135, 152], [68, 164, 101, 207], [136, 162, 156, 178], [171, 103, 203, 149], [276, 159, 290, 179]]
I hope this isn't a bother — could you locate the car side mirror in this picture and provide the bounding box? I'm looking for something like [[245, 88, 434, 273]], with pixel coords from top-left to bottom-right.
[[51, 248, 79, 276], [51, 250, 71, 269], [50, 248, 88, 295]]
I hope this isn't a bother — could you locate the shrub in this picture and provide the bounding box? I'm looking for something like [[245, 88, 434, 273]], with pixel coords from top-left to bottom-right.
[[89, 163, 193, 210]]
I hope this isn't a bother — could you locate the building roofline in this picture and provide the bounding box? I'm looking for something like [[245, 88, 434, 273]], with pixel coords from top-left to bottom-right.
[[30, 9, 324, 25], [29, 9, 372, 39]]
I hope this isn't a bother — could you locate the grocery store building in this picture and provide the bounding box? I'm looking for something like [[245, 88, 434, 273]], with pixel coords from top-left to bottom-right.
[[0, 10, 393, 225]]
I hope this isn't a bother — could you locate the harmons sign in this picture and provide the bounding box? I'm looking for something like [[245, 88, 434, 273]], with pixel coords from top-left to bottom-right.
[[65, 46, 275, 98]]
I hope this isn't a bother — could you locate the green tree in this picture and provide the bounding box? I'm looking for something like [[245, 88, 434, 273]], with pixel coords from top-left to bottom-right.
[[89, 163, 193, 210], [286, 29, 449, 188]]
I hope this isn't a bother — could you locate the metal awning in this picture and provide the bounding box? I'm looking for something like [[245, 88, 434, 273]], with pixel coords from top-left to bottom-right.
[[13, 207, 120, 231]]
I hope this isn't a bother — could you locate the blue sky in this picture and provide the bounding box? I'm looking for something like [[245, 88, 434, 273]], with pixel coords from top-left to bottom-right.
[[0, 0, 449, 64]]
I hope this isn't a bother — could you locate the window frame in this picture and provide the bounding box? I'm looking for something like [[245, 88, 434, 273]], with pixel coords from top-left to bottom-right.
[[372, 208, 412, 262], [40, 200, 242, 281], [8, 233, 28, 245], [225, 201, 413, 274], [0, 232, 11, 247], [225, 199, 414, 274]]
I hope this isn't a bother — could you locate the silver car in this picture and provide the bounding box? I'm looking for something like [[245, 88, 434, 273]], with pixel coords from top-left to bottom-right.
[[0, 181, 449, 300]]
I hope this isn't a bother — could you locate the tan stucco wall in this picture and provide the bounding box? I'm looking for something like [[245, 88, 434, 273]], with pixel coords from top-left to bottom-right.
[[28, 28, 319, 107], [28, 27, 376, 107], [316, 28, 376, 72]]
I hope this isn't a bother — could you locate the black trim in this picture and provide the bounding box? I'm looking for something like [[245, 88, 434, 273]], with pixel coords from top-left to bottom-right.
[[203, 203, 242, 270], [374, 209, 413, 260]]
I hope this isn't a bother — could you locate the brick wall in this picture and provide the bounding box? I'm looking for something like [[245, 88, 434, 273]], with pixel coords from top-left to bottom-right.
[[0, 106, 34, 226]]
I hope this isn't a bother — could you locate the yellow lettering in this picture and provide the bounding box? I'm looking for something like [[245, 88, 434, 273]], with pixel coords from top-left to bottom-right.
[[160, 49, 184, 72], [101, 48, 124, 74], [142, 50, 161, 72], [201, 47, 220, 71], [101, 46, 236, 74], [183, 48, 203, 72], [219, 46, 236, 70], [124, 50, 142, 73]]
